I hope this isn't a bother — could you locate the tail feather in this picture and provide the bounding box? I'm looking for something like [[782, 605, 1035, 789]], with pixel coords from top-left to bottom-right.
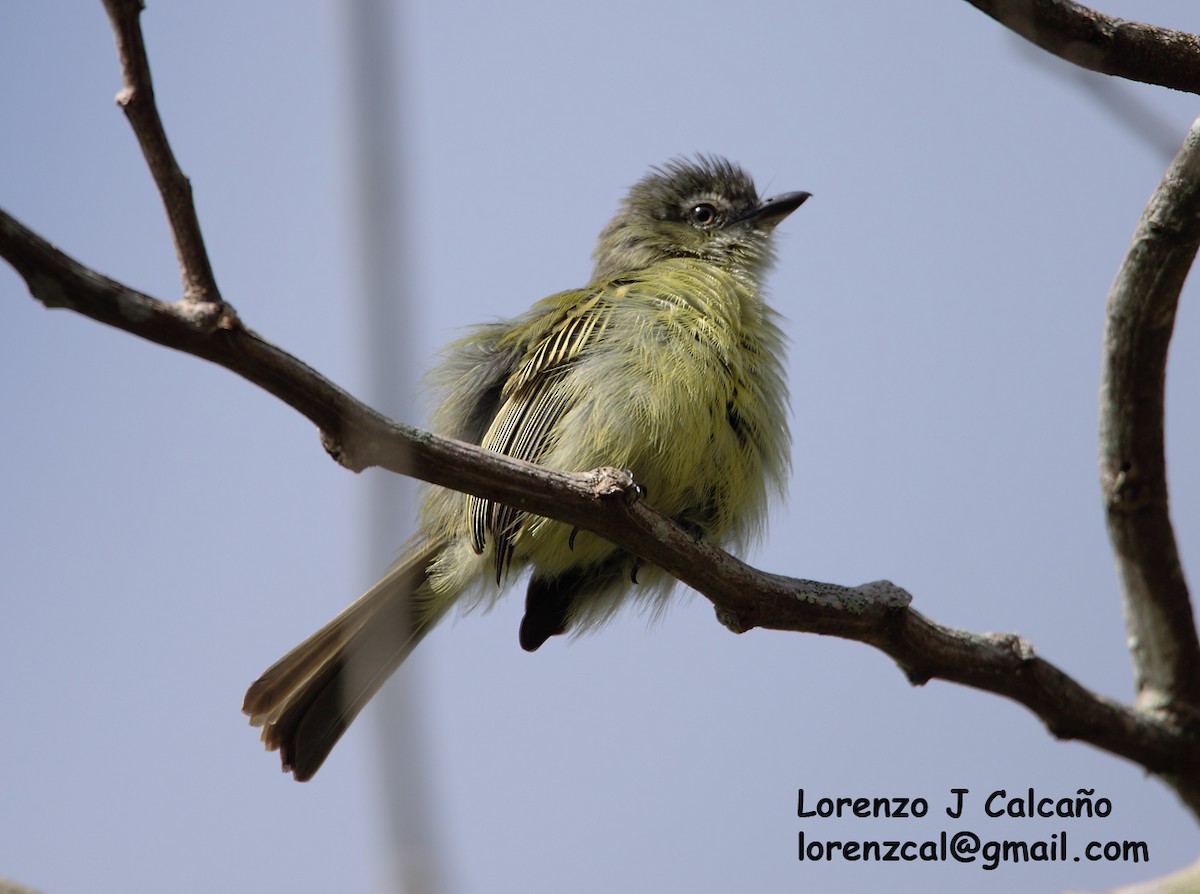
[[243, 539, 447, 781]]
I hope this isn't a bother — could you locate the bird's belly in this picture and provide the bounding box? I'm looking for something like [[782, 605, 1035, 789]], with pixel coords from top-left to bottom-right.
[[518, 345, 768, 572]]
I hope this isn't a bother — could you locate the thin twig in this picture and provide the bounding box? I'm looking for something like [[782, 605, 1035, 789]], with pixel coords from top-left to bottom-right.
[[1100, 116, 1200, 716], [3, 207, 1198, 815], [101, 0, 223, 307], [962, 0, 1200, 95]]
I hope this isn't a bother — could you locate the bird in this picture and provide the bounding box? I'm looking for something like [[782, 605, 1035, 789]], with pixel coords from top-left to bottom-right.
[[243, 155, 809, 780]]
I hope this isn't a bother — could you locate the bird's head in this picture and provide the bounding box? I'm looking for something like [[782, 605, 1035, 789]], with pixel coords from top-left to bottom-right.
[[592, 155, 809, 281]]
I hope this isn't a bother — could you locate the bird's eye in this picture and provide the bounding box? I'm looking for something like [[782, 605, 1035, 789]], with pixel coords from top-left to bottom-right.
[[687, 203, 718, 226]]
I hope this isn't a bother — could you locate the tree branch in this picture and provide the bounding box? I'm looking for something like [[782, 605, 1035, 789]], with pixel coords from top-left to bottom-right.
[[101, 0, 222, 306], [962, 0, 1200, 95], [1, 0, 1196, 828], [1100, 116, 1200, 716], [4, 206, 1200, 815]]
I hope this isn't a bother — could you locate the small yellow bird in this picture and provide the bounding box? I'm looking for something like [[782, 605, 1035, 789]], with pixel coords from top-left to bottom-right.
[[244, 155, 809, 780]]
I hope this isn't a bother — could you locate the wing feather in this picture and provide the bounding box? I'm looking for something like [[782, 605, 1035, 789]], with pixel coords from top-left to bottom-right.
[[468, 287, 616, 580]]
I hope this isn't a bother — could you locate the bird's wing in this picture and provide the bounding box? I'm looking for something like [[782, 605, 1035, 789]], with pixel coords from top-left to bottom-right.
[[469, 284, 617, 581]]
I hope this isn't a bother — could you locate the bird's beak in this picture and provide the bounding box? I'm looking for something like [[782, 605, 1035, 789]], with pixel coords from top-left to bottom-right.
[[746, 190, 811, 227]]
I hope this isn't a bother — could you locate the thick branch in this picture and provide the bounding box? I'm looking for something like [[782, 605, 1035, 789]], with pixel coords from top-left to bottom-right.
[[0, 0, 1188, 825], [1100, 116, 1200, 715], [962, 0, 1200, 95], [3, 210, 1199, 815], [101, 0, 222, 305]]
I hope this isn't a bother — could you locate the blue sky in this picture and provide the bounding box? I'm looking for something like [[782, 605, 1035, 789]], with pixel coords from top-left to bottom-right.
[[2, 2, 1199, 892]]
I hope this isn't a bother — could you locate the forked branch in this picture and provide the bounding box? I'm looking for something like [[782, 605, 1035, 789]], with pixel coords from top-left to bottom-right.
[[1, 0, 1199, 827], [3, 204, 1198, 814]]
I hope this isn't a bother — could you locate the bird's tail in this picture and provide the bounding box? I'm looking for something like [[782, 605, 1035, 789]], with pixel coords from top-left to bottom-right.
[[243, 538, 448, 781]]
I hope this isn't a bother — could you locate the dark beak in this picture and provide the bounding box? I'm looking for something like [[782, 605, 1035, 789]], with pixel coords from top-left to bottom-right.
[[747, 190, 811, 227]]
